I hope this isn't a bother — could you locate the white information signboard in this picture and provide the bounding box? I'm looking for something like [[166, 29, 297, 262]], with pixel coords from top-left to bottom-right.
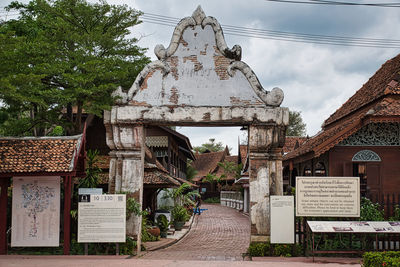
[[270, 196, 294, 244], [296, 177, 360, 217], [308, 221, 400, 233], [11, 176, 60, 247], [78, 194, 126, 243]]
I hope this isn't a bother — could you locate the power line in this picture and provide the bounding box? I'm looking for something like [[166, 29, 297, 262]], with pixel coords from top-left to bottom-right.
[[141, 13, 400, 48], [3, 9, 400, 48], [265, 0, 400, 7]]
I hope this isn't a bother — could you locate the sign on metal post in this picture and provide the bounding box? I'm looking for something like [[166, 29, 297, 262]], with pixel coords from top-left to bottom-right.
[[270, 196, 294, 244], [296, 176, 360, 217], [78, 194, 126, 243]]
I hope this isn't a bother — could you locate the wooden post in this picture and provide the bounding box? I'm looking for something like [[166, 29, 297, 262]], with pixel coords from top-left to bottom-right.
[[63, 176, 72, 255], [0, 178, 10, 255]]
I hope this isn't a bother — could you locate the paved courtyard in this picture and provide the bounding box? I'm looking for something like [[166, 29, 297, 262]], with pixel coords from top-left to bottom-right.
[[0, 203, 361, 266], [141, 203, 250, 261]]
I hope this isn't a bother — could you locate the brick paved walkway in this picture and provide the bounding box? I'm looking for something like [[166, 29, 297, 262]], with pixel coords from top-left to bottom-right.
[[142, 203, 250, 261]]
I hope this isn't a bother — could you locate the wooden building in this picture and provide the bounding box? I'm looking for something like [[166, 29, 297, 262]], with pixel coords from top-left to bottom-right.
[[85, 119, 196, 211], [283, 54, 400, 203]]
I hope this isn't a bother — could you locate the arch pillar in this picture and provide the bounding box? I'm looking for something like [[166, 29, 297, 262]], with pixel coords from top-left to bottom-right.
[[249, 125, 285, 242], [105, 113, 145, 253]]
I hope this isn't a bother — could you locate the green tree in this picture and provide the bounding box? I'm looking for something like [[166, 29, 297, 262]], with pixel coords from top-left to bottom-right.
[[0, 0, 150, 136], [287, 110, 307, 136], [202, 173, 220, 184], [78, 149, 101, 188], [162, 183, 200, 206], [217, 160, 242, 184], [193, 138, 229, 153]]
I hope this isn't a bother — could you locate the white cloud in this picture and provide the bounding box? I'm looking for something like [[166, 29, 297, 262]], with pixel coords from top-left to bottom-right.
[[3, 0, 400, 141]]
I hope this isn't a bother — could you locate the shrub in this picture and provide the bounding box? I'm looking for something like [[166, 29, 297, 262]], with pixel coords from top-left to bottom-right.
[[172, 205, 190, 222], [247, 242, 270, 257], [360, 197, 384, 221], [363, 251, 400, 267], [156, 214, 169, 233], [390, 205, 400, 221], [247, 242, 303, 257]]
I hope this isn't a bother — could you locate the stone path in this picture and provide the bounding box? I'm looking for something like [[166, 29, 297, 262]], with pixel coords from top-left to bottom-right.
[[141, 203, 250, 261]]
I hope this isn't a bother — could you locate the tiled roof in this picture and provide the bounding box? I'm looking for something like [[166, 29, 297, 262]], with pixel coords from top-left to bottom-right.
[[191, 150, 227, 181], [96, 155, 111, 169], [284, 96, 400, 161], [324, 53, 400, 128], [283, 137, 308, 154], [174, 176, 199, 188], [0, 135, 83, 174], [144, 163, 181, 187]]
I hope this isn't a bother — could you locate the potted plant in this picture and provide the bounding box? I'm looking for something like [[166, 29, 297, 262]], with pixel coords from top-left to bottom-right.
[[156, 214, 169, 238], [172, 205, 189, 231]]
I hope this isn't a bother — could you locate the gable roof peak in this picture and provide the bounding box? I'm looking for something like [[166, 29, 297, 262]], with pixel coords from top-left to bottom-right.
[[323, 53, 400, 128]]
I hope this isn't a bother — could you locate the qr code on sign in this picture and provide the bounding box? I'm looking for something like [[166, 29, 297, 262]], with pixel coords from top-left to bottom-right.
[[118, 196, 123, 202]]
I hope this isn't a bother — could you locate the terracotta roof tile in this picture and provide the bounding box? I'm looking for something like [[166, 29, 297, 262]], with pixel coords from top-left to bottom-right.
[[95, 155, 111, 169], [0, 135, 83, 174], [174, 176, 198, 188], [284, 96, 400, 161], [324, 53, 400, 128], [191, 150, 227, 181], [283, 137, 308, 154], [144, 166, 181, 187]]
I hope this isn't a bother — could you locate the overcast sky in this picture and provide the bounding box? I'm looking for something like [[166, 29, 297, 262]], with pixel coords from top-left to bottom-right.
[[2, 0, 400, 155]]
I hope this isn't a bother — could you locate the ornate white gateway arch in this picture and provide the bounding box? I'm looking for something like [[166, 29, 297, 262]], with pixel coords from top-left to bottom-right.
[[105, 6, 289, 249]]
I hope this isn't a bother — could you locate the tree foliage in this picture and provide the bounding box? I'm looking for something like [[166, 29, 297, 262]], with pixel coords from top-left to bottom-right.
[[0, 0, 150, 136], [78, 149, 101, 188], [287, 110, 307, 137], [193, 138, 229, 153], [217, 160, 242, 181]]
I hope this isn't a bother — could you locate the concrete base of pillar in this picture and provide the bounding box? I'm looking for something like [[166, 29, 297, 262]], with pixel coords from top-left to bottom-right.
[[250, 235, 270, 243]]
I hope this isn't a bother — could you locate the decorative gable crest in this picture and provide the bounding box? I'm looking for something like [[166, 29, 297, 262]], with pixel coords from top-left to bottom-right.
[[114, 6, 284, 108], [352, 150, 381, 162]]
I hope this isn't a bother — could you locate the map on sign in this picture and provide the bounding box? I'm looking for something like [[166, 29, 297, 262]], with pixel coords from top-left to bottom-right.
[[21, 181, 56, 237], [12, 176, 60, 247]]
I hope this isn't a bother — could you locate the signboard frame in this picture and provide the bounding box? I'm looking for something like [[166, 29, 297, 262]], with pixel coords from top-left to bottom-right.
[[296, 176, 360, 217], [270, 195, 294, 244], [78, 194, 126, 243]]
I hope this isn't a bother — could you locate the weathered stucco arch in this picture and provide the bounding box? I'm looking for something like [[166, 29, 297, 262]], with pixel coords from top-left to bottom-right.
[[104, 6, 289, 250]]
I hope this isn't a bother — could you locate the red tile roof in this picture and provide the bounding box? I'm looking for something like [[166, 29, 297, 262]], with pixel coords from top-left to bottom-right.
[[284, 96, 400, 161], [144, 163, 181, 187], [174, 176, 199, 188], [95, 147, 183, 187], [285, 53, 400, 162], [0, 135, 83, 174], [191, 150, 227, 181], [283, 137, 308, 154], [96, 155, 111, 169], [324, 53, 400, 128]]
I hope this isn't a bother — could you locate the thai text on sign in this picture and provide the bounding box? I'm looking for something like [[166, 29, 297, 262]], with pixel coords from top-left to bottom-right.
[[296, 177, 360, 217]]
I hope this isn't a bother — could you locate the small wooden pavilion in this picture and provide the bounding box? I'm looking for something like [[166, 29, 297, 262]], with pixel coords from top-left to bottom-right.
[[0, 134, 86, 255]]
